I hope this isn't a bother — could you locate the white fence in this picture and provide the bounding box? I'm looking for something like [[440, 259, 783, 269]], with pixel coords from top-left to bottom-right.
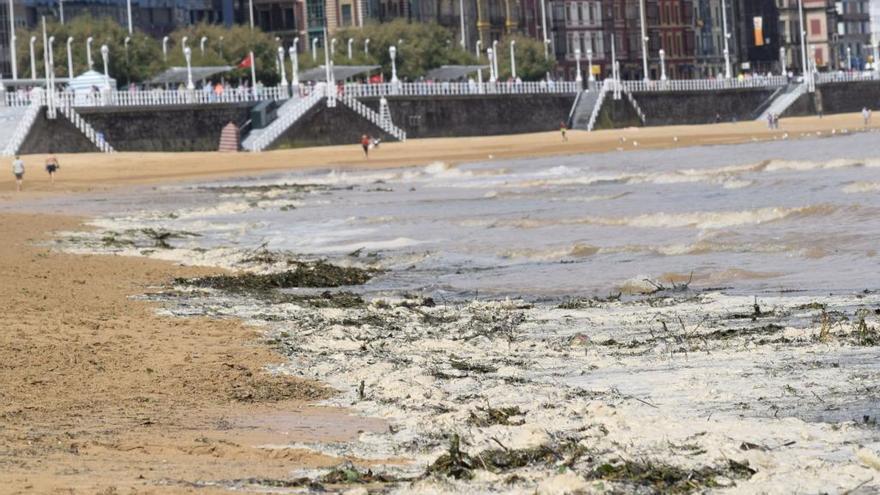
[[341, 80, 580, 97], [816, 71, 880, 85], [621, 76, 788, 92]]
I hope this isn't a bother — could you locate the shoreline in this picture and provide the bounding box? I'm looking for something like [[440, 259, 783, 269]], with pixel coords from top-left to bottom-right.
[[1, 112, 874, 201]]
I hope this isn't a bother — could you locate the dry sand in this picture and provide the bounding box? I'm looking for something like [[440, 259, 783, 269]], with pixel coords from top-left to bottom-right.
[[0, 113, 872, 493]]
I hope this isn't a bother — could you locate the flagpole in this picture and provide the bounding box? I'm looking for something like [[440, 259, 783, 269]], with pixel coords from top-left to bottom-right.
[[249, 51, 257, 99]]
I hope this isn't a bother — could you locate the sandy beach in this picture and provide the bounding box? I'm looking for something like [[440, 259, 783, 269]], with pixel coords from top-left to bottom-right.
[[2, 113, 878, 493]]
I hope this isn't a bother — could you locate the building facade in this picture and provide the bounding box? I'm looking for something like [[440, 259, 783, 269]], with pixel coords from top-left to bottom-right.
[[835, 0, 870, 69]]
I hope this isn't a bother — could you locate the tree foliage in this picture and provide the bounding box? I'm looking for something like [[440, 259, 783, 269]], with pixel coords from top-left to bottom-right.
[[492, 35, 555, 81]]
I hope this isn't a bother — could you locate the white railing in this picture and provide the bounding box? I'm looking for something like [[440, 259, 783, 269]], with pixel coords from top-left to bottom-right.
[[622, 76, 788, 92], [586, 81, 610, 132], [245, 89, 325, 152], [623, 87, 646, 123], [1, 102, 40, 156], [340, 94, 406, 141], [816, 71, 880, 85], [341, 81, 580, 98], [57, 103, 114, 153]]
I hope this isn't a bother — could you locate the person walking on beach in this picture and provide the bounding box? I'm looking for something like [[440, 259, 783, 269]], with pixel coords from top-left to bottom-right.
[[11, 155, 24, 192], [45, 153, 60, 184], [361, 134, 371, 158], [560, 121, 568, 142], [862, 107, 871, 128]]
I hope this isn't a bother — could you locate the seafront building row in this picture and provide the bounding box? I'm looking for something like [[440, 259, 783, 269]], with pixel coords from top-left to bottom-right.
[[0, 0, 875, 81]]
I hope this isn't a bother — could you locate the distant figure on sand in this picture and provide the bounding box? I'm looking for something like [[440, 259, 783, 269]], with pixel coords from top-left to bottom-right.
[[361, 134, 371, 158], [45, 153, 60, 184], [560, 121, 568, 142], [863, 107, 871, 127], [11, 155, 24, 192]]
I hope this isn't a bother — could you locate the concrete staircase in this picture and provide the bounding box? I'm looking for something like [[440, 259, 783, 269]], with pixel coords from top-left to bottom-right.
[[242, 90, 324, 152], [0, 104, 39, 156], [57, 104, 114, 153], [756, 83, 807, 121], [569, 90, 603, 130], [340, 95, 406, 141]]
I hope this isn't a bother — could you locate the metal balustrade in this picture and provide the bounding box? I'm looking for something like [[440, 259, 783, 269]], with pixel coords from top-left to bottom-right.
[[57, 103, 114, 153], [341, 81, 580, 98], [816, 72, 880, 84], [244, 89, 325, 152]]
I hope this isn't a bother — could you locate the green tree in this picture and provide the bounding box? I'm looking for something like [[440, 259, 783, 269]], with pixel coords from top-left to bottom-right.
[[492, 35, 554, 81]]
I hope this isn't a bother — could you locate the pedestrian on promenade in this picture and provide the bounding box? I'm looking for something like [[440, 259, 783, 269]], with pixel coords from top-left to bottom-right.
[[11, 155, 24, 192], [45, 153, 60, 185], [361, 134, 371, 158]]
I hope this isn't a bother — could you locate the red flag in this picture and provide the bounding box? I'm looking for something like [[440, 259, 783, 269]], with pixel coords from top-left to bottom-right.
[[369, 73, 383, 84], [238, 53, 253, 69]]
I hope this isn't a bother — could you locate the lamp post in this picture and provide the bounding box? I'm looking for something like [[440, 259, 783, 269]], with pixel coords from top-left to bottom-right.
[[347, 38, 353, 59], [181, 36, 188, 54], [587, 48, 594, 82], [248, 0, 254, 29], [389, 45, 398, 83], [780, 46, 786, 75], [162, 36, 169, 62], [459, 0, 466, 48], [797, 0, 808, 76], [278, 46, 287, 87], [330, 38, 337, 60], [487, 48, 496, 82], [8, 0, 16, 80], [29, 36, 36, 78], [66, 37, 74, 77], [126, 0, 132, 33], [218, 36, 224, 57], [492, 40, 499, 79], [59, 0, 64, 23], [200, 36, 207, 56], [86, 36, 93, 69], [510, 39, 516, 80], [721, 0, 731, 78], [659, 48, 667, 81], [540, 0, 549, 59], [574, 47, 582, 83], [475, 40, 483, 85], [312, 37, 318, 61], [100, 44, 110, 89], [874, 41, 879, 75], [124, 36, 130, 62], [289, 42, 299, 87], [365, 38, 370, 55], [638, 0, 648, 80], [47, 36, 54, 81], [846, 45, 852, 70], [183, 46, 194, 90]]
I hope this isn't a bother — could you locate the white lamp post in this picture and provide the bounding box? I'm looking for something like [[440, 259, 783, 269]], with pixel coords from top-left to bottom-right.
[[780, 46, 786, 75], [200, 36, 207, 56], [330, 38, 337, 60], [7, 0, 15, 80], [29, 36, 36, 78], [389, 45, 398, 83], [510, 40, 516, 80], [47, 36, 54, 80], [66, 37, 74, 77], [365, 38, 370, 55], [492, 40, 499, 79], [487, 48, 496, 82], [218, 36, 224, 57], [459, 0, 466, 48], [659, 48, 667, 80], [797, 0, 808, 76], [181, 36, 188, 54], [587, 48, 594, 82], [638, 0, 648, 80], [721, 0, 731, 78], [126, 0, 133, 34], [475, 40, 483, 85], [846, 46, 852, 70], [59, 0, 64, 23], [86, 36, 93, 69], [574, 47, 582, 83], [248, 0, 254, 29], [162, 36, 169, 62], [312, 37, 318, 61], [290, 39, 299, 87], [183, 46, 194, 90], [100, 44, 110, 89], [347, 38, 353, 59], [277, 46, 287, 87], [124, 36, 130, 62], [540, 0, 549, 59], [873, 41, 879, 75]]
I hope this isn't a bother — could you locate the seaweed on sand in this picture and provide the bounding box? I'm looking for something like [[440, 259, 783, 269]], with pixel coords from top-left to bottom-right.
[[176, 261, 378, 291], [467, 406, 524, 427], [588, 458, 756, 494], [140, 228, 200, 249]]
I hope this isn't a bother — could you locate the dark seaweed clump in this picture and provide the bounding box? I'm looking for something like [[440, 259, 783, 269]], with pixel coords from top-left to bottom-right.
[[176, 261, 377, 291]]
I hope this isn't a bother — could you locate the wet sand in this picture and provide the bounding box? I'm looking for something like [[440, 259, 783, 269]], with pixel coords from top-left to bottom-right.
[[0, 114, 874, 492]]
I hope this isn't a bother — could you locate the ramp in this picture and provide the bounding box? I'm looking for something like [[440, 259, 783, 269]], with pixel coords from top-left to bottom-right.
[[243, 91, 325, 152], [756, 83, 807, 121]]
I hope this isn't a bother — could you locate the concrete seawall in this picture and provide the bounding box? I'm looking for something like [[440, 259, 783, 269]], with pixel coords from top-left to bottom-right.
[[16, 80, 880, 153]]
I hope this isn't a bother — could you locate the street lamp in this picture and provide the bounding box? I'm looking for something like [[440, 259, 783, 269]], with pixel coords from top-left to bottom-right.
[[780, 46, 786, 75], [846, 45, 852, 70], [721, 0, 731, 78], [29, 36, 36, 78], [181, 36, 188, 54], [200, 36, 207, 56], [126, 0, 132, 34], [797, 0, 808, 76], [124, 36, 130, 61], [659, 48, 667, 81], [492, 40, 499, 79], [183, 46, 194, 90], [277, 46, 287, 87], [86, 36, 93, 69], [540, 0, 549, 59], [487, 47, 496, 82], [47, 36, 54, 80], [574, 47, 582, 83], [162, 36, 169, 62], [312, 37, 318, 61], [330, 38, 337, 60], [66, 37, 74, 77], [638, 0, 648, 80], [8, 0, 16, 79], [510, 40, 516, 80], [365, 38, 370, 55], [100, 44, 110, 89], [587, 48, 594, 82], [347, 38, 353, 59], [218, 36, 224, 57], [475, 40, 483, 85], [289, 41, 299, 87], [389, 45, 398, 83]]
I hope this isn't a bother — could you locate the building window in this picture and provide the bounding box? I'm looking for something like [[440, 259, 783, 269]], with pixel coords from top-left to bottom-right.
[[341, 4, 352, 26], [810, 18, 821, 35]]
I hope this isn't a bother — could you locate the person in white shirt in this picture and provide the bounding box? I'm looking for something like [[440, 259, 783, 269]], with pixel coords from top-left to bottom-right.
[[11, 155, 24, 192]]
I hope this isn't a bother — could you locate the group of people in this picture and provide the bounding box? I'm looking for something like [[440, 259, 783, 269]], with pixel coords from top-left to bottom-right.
[[766, 113, 781, 129], [10, 154, 60, 192]]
